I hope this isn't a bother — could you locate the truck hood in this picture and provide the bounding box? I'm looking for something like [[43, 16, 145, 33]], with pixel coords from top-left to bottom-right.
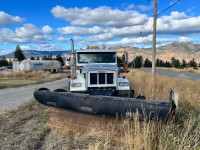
[[83, 64, 118, 72]]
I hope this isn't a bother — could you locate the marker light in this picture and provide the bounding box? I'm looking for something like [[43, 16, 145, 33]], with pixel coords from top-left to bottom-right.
[[91, 46, 100, 49]]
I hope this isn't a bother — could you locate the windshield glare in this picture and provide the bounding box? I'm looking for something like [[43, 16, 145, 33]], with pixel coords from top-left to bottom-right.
[[78, 52, 116, 63]]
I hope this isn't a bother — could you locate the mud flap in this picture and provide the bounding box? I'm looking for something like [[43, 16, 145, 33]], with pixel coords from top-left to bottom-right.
[[169, 89, 179, 122]]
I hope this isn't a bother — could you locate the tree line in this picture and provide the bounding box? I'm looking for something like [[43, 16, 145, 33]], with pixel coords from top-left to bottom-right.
[[0, 45, 65, 67], [117, 55, 200, 69]]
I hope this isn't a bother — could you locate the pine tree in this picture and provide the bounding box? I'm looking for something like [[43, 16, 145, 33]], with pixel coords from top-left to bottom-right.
[[42, 55, 48, 60], [156, 58, 160, 67], [165, 60, 172, 68], [0, 56, 9, 67], [189, 58, 198, 69], [144, 58, 152, 67], [134, 56, 143, 68], [14, 45, 25, 61], [56, 54, 64, 66], [181, 59, 187, 68]]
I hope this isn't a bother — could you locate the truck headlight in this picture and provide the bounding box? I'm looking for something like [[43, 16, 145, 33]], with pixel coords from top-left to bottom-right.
[[71, 83, 82, 87], [119, 82, 129, 86]]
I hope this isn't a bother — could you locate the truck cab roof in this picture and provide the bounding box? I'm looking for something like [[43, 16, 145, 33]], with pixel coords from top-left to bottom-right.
[[75, 49, 116, 53]]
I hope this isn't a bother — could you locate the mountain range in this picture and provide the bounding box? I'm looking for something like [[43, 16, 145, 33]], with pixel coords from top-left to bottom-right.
[[114, 42, 200, 63], [0, 42, 200, 63], [0, 50, 71, 59]]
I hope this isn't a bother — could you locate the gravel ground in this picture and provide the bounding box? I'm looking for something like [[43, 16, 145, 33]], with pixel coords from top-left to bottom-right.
[[0, 78, 69, 112]]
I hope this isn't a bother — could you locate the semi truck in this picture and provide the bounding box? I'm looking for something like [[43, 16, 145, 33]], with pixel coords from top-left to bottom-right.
[[69, 40, 130, 93], [34, 39, 178, 120]]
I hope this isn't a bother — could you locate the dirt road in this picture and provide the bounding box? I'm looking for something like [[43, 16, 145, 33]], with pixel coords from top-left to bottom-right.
[[0, 78, 69, 112], [142, 68, 200, 80]]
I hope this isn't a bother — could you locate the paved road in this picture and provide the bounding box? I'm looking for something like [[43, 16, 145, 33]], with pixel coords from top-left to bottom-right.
[[142, 68, 200, 80], [0, 78, 69, 112]]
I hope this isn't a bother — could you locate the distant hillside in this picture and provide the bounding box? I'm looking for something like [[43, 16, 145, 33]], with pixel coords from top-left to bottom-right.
[[115, 42, 200, 63], [1, 42, 200, 63], [0, 50, 71, 59]]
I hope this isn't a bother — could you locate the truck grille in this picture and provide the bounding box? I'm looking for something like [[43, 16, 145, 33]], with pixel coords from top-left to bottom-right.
[[90, 73, 97, 84], [90, 73, 113, 85]]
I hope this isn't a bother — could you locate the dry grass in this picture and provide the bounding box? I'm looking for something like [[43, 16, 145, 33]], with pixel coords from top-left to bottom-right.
[[125, 69, 200, 107], [85, 69, 200, 150], [0, 69, 200, 149], [0, 70, 69, 89], [0, 99, 51, 150], [157, 67, 200, 75]]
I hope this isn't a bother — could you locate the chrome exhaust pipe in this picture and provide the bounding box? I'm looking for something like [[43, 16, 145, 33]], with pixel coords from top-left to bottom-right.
[[70, 39, 76, 78]]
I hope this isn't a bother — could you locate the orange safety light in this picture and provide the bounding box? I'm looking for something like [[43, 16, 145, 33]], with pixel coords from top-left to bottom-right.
[[125, 64, 128, 67], [65, 66, 67, 69], [123, 76, 126, 79], [91, 46, 100, 49], [72, 76, 76, 80], [76, 67, 79, 70]]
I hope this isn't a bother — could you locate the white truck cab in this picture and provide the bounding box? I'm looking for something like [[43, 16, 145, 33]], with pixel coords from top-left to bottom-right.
[[69, 40, 130, 93]]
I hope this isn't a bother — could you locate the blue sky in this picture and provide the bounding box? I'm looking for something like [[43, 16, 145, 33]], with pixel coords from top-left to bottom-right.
[[0, 0, 200, 55]]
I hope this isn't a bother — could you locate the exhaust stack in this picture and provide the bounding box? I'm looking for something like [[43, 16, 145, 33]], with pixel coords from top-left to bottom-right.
[[70, 39, 76, 78], [124, 51, 128, 64]]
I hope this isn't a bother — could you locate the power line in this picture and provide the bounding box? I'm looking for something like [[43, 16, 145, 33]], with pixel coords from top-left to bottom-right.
[[141, 0, 182, 48], [157, 0, 181, 16]]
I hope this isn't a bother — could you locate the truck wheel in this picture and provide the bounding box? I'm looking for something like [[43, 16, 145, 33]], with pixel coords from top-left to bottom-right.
[[136, 95, 146, 99]]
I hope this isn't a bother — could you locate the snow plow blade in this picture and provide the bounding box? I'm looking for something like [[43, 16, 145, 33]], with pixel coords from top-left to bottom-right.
[[34, 88, 178, 120]]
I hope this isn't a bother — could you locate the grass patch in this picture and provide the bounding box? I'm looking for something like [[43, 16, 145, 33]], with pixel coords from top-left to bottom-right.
[[0, 70, 70, 89], [1, 69, 199, 149], [0, 99, 51, 150]]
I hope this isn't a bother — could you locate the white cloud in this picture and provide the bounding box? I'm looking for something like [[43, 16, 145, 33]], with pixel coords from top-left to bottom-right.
[[57, 26, 105, 35], [51, 6, 148, 27], [57, 36, 82, 43], [57, 37, 70, 43], [99, 36, 198, 47], [138, 4, 153, 11], [16, 24, 41, 38], [78, 11, 200, 42], [0, 11, 25, 26], [0, 44, 67, 56], [160, 11, 186, 22], [157, 15, 200, 35], [0, 28, 29, 44], [20, 44, 65, 51], [42, 25, 54, 34], [0, 48, 15, 56], [135, 1, 154, 12], [169, 1, 174, 5], [126, 4, 135, 10], [0, 24, 54, 44], [74, 36, 82, 41]]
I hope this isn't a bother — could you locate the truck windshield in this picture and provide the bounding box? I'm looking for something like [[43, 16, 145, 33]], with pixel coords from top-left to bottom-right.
[[78, 52, 116, 63]]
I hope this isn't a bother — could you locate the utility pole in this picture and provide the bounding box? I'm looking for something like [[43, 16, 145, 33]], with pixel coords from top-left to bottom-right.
[[152, 0, 157, 81]]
